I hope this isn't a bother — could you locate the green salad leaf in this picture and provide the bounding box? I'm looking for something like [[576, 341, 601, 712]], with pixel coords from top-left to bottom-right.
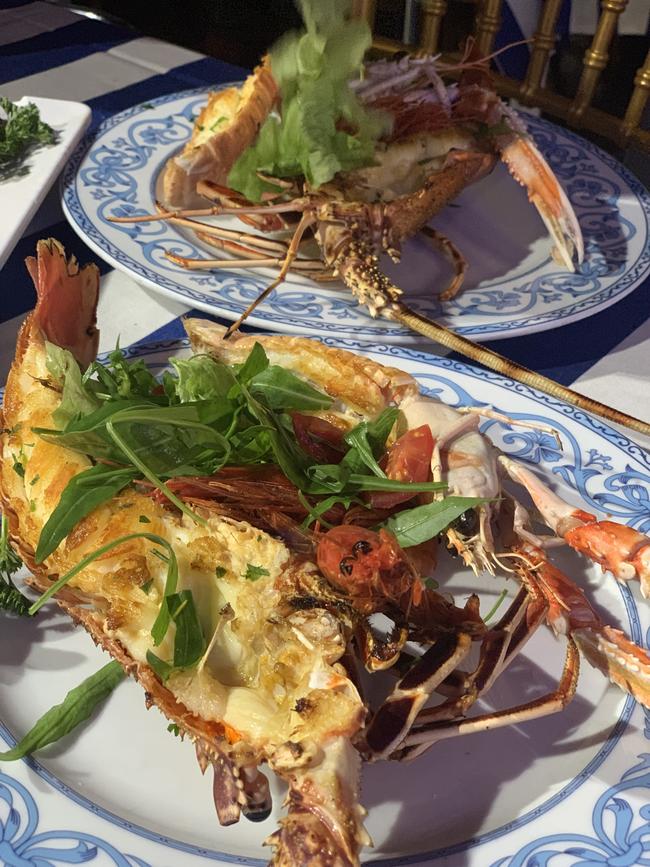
[[227, 0, 390, 200]]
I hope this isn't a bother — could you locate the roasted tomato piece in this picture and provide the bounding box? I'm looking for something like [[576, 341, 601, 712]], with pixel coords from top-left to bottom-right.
[[292, 412, 346, 464], [369, 424, 434, 510]]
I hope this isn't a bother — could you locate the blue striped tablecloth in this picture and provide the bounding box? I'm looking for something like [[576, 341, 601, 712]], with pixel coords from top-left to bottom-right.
[[1, 0, 649, 433]]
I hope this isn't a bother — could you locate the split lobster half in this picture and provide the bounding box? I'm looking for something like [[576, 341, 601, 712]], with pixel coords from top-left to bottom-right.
[[2, 240, 649, 866], [112, 34, 584, 335]]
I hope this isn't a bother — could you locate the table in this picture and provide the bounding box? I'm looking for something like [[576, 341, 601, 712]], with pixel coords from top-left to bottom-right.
[[2, 0, 650, 443]]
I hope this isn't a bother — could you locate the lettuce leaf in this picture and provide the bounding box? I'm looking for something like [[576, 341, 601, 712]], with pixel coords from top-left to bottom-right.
[[227, 0, 390, 201]]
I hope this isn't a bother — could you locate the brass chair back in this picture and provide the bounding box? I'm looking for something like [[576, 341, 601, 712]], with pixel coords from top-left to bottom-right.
[[352, 0, 650, 152]]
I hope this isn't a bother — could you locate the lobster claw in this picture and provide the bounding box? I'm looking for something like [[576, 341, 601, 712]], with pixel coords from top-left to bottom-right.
[[499, 134, 584, 272]]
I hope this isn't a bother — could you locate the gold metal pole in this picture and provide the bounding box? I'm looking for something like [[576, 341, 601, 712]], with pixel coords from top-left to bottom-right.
[[394, 305, 650, 439], [568, 0, 629, 126], [522, 0, 564, 99], [420, 0, 448, 54], [351, 0, 377, 28], [622, 48, 650, 139], [474, 0, 504, 57]]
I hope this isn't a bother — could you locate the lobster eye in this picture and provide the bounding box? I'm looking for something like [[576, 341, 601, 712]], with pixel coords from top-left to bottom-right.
[[353, 540, 372, 556], [339, 557, 355, 576], [452, 508, 478, 536]]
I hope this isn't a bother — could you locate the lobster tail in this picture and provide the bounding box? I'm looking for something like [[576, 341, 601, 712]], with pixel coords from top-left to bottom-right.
[[267, 737, 370, 867]]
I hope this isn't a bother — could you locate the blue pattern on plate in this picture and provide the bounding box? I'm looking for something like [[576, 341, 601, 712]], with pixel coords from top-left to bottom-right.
[[0, 772, 150, 866], [61, 89, 650, 341]]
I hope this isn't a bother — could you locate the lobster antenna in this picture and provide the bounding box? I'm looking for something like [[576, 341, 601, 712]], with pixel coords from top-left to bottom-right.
[[394, 303, 650, 439], [224, 211, 316, 339]]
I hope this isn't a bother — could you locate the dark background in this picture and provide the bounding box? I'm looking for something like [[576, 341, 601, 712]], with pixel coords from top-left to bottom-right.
[[57, 0, 648, 121]]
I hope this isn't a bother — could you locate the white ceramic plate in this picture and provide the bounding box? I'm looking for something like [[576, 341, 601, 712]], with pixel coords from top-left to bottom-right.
[[0, 96, 91, 270], [61, 88, 650, 343], [2, 336, 650, 865]]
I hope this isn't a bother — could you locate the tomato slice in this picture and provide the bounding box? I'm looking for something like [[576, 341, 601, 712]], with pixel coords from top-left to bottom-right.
[[292, 412, 346, 464], [368, 424, 434, 509]]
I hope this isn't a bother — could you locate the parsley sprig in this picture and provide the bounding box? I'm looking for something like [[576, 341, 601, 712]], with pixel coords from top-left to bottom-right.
[[0, 514, 31, 616], [0, 97, 56, 181]]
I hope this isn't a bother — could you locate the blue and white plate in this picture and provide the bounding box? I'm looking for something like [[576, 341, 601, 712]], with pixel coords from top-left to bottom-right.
[[61, 89, 650, 343], [2, 336, 650, 865]]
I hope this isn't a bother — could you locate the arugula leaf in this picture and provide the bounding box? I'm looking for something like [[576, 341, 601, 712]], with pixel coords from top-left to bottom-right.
[[244, 564, 270, 581], [85, 347, 158, 400], [249, 366, 332, 411], [338, 407, 399, 477], [380, 497, 487, 548], [0, 513, 30, 616], [0, 660, 124, 761], [299, 493, 360, 529], [167, 590, 205, 666], [242, 386, 312, 489], [46, 342, 101, 428], [35, 465, 138, 563], [306, 463, 446, 496], [228, 425, 272, 464], [343, 423, 386, 478], [29, 532, 178, 615]]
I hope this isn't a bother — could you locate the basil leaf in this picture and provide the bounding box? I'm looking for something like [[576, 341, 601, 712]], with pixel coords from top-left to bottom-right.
[[29, 532, 178, 615], [237, 342, 269, 384], [0, 660, 124, 761], [45, 342, 101, 428], [380, 497, 488, 548], [146, 650, 173, 682], [167, 590, 205, 666], [249, 366, 332, 411], [35, 465, 138, 563]]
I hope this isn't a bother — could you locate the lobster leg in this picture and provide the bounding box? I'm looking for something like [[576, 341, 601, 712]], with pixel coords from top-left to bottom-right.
[[398, 637, 579, 759], [516, 546, 650, 707], [401, 585, 546, 733], [363, 630, 473, 760], [500, 455, 650, 594], [419, 225, 467, 302]]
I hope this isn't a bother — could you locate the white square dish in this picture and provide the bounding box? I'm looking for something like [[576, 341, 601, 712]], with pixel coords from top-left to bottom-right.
[[0, 96, 91, 270]]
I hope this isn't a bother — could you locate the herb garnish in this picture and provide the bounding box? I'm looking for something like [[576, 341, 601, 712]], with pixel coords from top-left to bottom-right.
[[244, 564, 270, 581], [0, 514, 31, 616], [0, 97, 56, 182], [0, 660, 124, 761]]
